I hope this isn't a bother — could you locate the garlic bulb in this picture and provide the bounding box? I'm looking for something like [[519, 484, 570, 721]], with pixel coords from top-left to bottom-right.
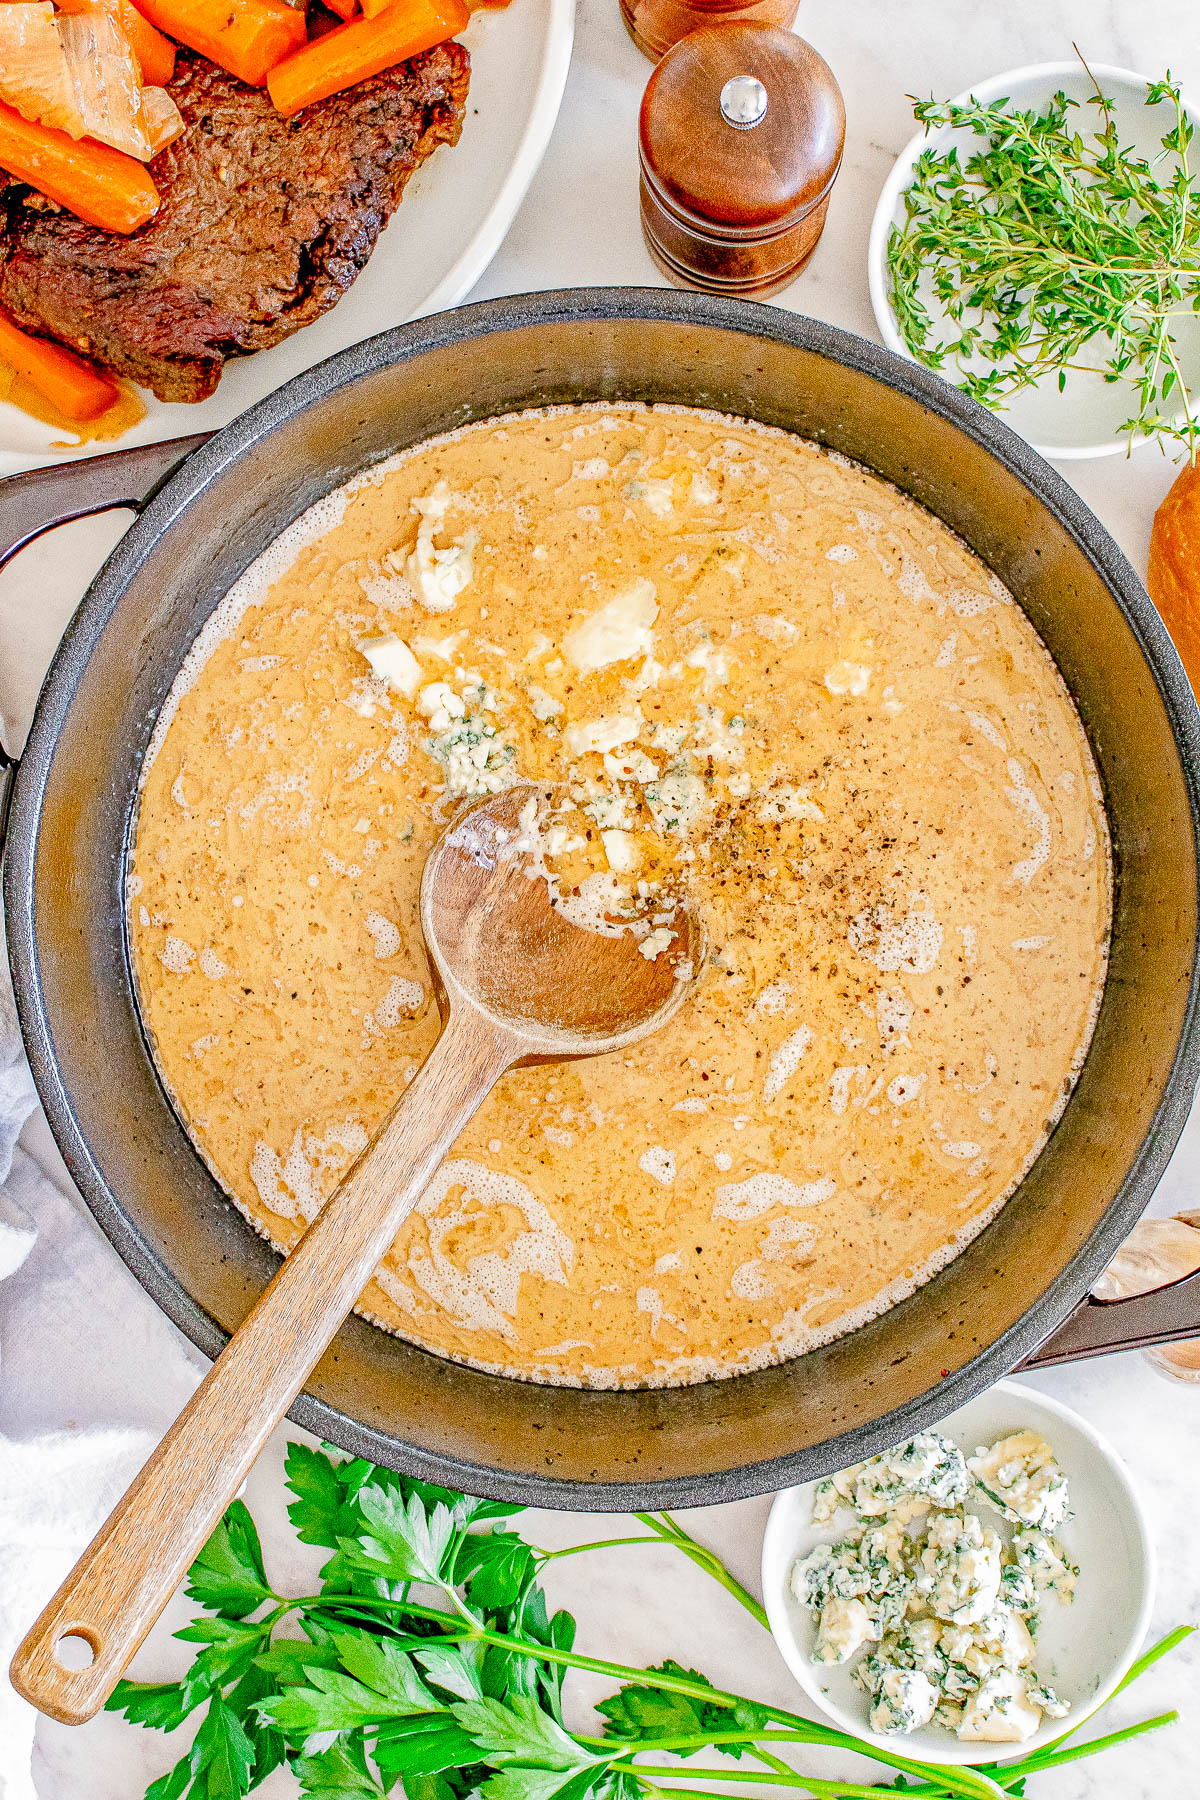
[[1094, 1211, 1200, 1381]]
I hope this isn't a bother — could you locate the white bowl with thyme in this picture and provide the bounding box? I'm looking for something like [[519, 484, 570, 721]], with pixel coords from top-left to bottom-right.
[[867, 62, 1200, 459], [760, 1379, 1154, 1765]]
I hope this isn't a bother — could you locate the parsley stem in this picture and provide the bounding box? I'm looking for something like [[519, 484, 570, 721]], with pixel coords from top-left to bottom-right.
[[584, 1726, 1005, 1795], [575, 1731, 872, 1751], [749, 1748, 795, 1778], [630, 1783, 896, 1800], [999, 1708, 1178, 1776], [542, 1537, 671, 1561], [634, 1513, 770, 1630], [616, 1766, 954, 1800], [293, 1595, 457, 1625]]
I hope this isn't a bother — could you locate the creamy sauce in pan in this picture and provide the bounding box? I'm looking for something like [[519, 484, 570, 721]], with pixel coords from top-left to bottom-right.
[[129, 405, 1111, 1387]]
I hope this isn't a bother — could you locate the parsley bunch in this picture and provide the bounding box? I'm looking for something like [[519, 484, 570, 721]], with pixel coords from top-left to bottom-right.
[[109, 1441, 1190, 1800], [886, 67, 1200, 454]]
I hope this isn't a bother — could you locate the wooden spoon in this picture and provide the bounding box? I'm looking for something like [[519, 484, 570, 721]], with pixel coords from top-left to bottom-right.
[[11, 784, 702, 1725]]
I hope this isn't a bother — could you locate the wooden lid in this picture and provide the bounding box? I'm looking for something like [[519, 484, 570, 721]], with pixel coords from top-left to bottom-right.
[[639, 25, 846, 237]]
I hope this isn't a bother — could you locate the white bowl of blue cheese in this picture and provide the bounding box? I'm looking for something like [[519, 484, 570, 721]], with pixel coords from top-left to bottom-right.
[[761, 1380, 1154, 1763]]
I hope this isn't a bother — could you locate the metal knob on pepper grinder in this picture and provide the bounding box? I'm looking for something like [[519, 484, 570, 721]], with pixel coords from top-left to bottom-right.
[[638, 24, 846, 298]]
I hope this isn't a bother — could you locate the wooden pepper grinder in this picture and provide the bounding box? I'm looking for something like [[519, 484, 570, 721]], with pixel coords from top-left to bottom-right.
[[639, 25, 845, 298], [621, 0, 800, 65]]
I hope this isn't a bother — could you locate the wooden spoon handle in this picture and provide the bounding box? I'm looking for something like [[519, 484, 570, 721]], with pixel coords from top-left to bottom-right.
[[10, 1008, 518, 1726]]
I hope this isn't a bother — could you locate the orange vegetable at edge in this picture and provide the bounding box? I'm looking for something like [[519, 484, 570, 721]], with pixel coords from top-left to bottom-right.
[[268, 0, 470, 117], [119, 1, 177, 87], [0, 101, 160, 233], [133, 0, 307, 88], [0, 310, 119, 422], [1149, 461, 1200, 697]]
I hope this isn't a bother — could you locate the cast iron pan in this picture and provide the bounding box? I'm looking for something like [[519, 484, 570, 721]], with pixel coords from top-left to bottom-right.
[[2, 290, 1200, 1508]]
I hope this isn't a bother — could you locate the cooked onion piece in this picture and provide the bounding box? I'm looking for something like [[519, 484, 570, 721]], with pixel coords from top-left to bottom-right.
[[141, 83, 184, 156], [0, 2, 82, 137], [58, 6, 151, 160]]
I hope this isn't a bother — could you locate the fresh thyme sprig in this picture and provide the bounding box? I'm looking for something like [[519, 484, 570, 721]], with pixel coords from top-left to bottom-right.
[[107, 1441, 1192, 1800], [885, 65, 1200, 455]]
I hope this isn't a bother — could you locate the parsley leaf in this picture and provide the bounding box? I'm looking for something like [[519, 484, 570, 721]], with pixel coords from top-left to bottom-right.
[[108, 1679, 199, 1733], [174, 1617, 270, 1693], [454, 1694, 599, 1772], [416, 1639, 486, 1702], [185, 1501, 273, 1620], [373, 1719, 481, 1785], [597, 1661, 759, 1755], [480, 1770, 594, 1800], [341, 1484, 457, 1585], [257, 1665, 428, 1737], [454, 1529, 538, 1613], [145, 1761, 192, 1800], [285, 1444, 357, 1550], [253, 1637, 343, 1686], [333, 1632, 440, 1712], [293, 1735, 384, 1798], [225, 1660, 287, 1790], [189, 1694, 256, 1800]]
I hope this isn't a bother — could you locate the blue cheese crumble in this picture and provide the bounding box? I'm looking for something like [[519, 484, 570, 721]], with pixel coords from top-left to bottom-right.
[[791, 1427, 1075, 1742], [967, 1430, 1070, 1531], [812, 1431, 970, 1524], [425, 712, 516, 798]]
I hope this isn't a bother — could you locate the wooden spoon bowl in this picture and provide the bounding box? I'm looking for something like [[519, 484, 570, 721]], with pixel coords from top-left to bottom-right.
[[426, 783, 699, 1050]]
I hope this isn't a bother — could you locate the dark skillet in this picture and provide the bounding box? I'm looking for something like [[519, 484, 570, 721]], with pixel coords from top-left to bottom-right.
[[2, 289, 1200, 1509]]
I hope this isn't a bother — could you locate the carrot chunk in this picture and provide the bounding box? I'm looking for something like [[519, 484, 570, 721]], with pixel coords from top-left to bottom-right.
[[268, 0, 469, 117], [133, 0, 307, 88], [118, 1, 176, 86], [0, 99, 160, 231], [0, 308, 119, 420]]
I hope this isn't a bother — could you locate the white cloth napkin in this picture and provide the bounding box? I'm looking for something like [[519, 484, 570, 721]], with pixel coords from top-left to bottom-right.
[[0, 949, 203, 1800]]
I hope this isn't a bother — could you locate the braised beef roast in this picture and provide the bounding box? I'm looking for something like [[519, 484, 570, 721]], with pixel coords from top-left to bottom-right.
[[0, 45, 470, 404]]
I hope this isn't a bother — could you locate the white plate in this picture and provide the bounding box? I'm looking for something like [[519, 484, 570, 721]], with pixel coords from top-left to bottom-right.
[[0, 0, 574, 475], [761, 1379, 1155, 1765], [868, 62, 1200, 459]]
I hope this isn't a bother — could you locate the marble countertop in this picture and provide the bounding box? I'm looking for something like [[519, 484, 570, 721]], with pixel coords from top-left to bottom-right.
[[2, 0, 1199, 1795]]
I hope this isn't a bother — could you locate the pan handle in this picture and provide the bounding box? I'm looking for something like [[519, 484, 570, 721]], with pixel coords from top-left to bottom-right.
[[0, 431, 213, 574], [1021, 1265, 1200, 1368], [0, 432, 212, 852]]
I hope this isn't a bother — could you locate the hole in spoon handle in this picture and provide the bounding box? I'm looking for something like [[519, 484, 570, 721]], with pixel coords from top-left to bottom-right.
[[11, 1609, 113, 1725]]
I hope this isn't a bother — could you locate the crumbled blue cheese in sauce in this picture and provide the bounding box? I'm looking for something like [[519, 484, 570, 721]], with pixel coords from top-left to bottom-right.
[[405, 484, 477, 613], [424, 712, 516, 798], [792, 1426, 1074, 1742]]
